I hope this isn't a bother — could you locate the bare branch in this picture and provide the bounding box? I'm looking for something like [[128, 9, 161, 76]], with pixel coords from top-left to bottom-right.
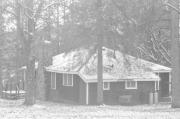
[[24, 11, 33, 20], [159, 42, 171, 58], [19, 2, 34, 13], [43, 2, 69, 11], [151, 32, 171, 64], [4, 9, 17, 17], [33, 1, 44, 20], [111, 0, 137, 25], [137, 46, 158, 61], [163, 1, 180, 13], [77, 45, 98, 72]]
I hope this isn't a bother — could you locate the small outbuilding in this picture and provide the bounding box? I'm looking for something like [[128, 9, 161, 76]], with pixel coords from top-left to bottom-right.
[[45, 47, 171, 105]]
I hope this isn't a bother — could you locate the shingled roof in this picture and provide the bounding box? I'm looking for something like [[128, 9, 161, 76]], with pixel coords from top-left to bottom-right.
[[46, 47, 171, 82]]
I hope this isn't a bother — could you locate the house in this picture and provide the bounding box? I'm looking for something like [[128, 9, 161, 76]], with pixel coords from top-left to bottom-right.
[[45, 47, 171, 105]]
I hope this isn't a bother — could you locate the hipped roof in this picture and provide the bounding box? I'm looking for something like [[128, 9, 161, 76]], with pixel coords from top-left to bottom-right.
[[46, 47, 171, 82]]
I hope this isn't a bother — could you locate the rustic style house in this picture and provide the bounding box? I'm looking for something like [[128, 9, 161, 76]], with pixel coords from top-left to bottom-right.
[[45, 47, 171, 105]]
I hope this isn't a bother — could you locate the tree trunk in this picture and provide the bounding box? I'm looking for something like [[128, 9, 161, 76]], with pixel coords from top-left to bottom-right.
[[97, 0, 103, 105], [24, 0, 36, 105], [171, 0, 180, 108], [0, 0, 3, 97], [25, 57, 36, 105], [0, 52, 2, 97], [36, 43, 45, 100], [56, 0, 60, 54]]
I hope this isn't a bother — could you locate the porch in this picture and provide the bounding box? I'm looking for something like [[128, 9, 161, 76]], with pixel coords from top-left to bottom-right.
[[156, 72, 172, 102]]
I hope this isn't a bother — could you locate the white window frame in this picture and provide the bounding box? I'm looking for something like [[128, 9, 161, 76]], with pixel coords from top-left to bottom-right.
[[125, 80, 137, 89], [63, 74, 73, 86], [103, 82, 110, 90], [51, 72, 56, 90]]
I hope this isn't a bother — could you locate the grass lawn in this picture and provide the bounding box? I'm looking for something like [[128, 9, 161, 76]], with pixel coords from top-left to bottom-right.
[[0, 99, 180, 119]]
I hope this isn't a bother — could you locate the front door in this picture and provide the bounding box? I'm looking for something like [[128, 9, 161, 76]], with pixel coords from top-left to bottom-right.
[[159, 73, 169, 97]]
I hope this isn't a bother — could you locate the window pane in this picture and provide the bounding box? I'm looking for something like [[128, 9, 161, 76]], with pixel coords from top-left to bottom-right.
[[63, 74, 67, 85], [103, 82, 110, 90], [68, 74, 72, 80], [104, 82, 108, 88], [131, 82, 135, 87], [63, 74, 73, 86], [68, 78, 72, 85], [127, 81, 131, 87], [68, 74, 73, 85], [64, 74, 68, 80]]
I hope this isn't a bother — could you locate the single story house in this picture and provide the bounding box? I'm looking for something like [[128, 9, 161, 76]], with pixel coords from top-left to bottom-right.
[[45, 47, 171, 105]]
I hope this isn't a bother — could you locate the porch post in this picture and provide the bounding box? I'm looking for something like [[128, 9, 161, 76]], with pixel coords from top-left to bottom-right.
[[24, 69, 26, 81], [155, 72, 160, 91], [169, 72, 172, 96], [23, 69, 26, 90], [86, 83, 89, 105], [155, 80, 157, 91], [157, 72, 160, 91]]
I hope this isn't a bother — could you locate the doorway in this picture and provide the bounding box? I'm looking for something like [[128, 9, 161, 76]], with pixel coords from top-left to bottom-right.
[[159, 72, 170, 97]]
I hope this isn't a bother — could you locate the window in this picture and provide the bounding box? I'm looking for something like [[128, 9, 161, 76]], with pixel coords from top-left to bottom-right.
[[63, 74, 73, 86], [51, 72, 56, 89], [125, 80, 137, 89], [103, 82, 110, 90]]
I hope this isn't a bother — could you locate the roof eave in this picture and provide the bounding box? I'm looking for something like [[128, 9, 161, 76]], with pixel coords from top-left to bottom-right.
[[153, 70, 171, 73], [46, 68, 78, 74]]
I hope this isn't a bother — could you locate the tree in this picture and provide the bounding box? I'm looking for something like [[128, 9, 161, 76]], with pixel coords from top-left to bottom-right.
[[111, 0, 172, 66], [55, 0, 60, 54], [169, 0, 180, 108], [0, 0, 3, 95], [23, 0, 36, 105], [0, 0, 16, 95], [96, 0, 103, 104], [1, 0, 62, 103], [14, 0, 52, 104]]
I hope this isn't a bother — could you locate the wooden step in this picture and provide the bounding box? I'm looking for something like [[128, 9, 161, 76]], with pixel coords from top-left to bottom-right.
[[160, 97, 172, 102]]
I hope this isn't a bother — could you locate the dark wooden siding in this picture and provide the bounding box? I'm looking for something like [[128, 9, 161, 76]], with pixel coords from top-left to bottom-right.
[[89, 83, 97, 105], [45, 71, 86, 104], [79, 79, 86, 104], [45, 71, 51, 101], [88, 81, 155, 105], [45, 71, 156, 105]]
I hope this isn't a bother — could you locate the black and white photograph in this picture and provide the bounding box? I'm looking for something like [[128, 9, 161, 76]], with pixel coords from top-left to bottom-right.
[[0, 0, 180, 118]]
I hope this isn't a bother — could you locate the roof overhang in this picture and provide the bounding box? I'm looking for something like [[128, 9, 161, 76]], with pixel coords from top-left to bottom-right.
[[153, 70, 171, 73], [46, 67, 78, 74], [78, 72, 160, 83], [79, 77, 159, 83], [45, 68, 160, 83]]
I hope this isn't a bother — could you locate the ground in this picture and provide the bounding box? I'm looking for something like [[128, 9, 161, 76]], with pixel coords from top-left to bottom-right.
[[0, 99, 180, 119]]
